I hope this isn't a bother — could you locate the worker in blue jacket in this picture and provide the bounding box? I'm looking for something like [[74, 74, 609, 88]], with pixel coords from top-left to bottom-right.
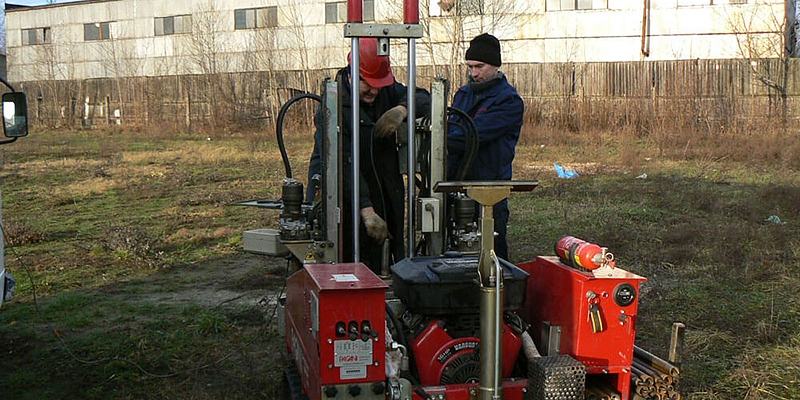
[[446, 33, 524, 261]]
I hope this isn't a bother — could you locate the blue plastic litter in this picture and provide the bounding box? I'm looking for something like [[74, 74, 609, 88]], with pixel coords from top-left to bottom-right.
[[554, 163, 579, 179], [765, 215, 786, 225]]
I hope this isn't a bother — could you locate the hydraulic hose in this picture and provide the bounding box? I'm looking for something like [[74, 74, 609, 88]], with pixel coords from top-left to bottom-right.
[[385, 303, 408, 352], [446, 107, 479, 181], [276, 92, 322, 178]]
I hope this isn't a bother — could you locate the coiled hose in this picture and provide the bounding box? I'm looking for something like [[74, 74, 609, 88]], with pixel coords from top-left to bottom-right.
[[446, 106, 479, 181], [276, 92, 322, 178]]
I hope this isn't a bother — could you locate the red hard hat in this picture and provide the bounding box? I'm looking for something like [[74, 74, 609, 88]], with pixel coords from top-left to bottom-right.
[[347, 38, 395, 88]]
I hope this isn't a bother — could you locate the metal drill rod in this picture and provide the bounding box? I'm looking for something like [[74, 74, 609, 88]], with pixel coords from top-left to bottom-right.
[[350, 37, 360, 262], [465, 186, 510, 400], [406, 39, 416, 259], [323, 79, 341, 262]]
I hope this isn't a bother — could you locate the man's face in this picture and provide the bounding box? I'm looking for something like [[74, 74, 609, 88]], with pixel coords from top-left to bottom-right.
[[359, 80, 380, 104], [466, 60, 499, 83]]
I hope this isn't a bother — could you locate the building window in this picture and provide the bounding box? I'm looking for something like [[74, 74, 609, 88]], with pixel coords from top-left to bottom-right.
[[22, 27, 51, 45], [325, 1, 374, 23], [155, 15, 192, 36], [84, 22, 111, 41], [235, 7, 278, 29], [546, 0, 608, 11]]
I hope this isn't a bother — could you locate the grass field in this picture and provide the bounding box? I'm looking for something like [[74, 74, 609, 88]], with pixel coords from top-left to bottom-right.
[[0, 122, 798, 399]]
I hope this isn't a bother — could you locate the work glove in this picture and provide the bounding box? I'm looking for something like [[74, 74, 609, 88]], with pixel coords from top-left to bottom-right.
[[374, 106, 406, 138], [362, 211, 389, 242]]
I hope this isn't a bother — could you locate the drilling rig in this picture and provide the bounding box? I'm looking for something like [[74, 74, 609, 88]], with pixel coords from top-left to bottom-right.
[[239, 1, 682, 398]]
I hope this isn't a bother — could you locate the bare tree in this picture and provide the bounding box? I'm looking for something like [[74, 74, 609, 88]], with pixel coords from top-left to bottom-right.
[[276, 0, 316, 93], [185, 0, 228, 75], [727, 0, 793, 121], [27, 29, 84, 127], [385, 0, 538, 85], [240, 25, 285, 125], [182, 0, 231, 130], [95, 22, 146, 125]]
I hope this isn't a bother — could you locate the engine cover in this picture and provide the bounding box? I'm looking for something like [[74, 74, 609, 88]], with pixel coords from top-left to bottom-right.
[[410, 319, 523, 386], [391, 255, 530, 314]]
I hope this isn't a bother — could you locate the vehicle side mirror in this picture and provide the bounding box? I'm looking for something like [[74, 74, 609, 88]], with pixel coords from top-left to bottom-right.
[[3, 92, 28, 138]]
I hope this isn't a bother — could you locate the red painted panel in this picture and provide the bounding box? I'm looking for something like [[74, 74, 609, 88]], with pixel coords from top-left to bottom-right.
[[518, 256, 646, 400]]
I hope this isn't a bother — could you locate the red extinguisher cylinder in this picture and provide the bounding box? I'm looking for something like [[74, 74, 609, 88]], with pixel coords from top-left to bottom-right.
[[554, 235, 608, 270]]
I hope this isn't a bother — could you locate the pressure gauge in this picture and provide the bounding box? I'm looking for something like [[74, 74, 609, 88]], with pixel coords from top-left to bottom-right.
[[613, 283, 636, 307]]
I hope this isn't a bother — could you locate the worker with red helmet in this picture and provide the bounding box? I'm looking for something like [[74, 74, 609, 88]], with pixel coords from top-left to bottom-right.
[[307, 37, 431, 271]]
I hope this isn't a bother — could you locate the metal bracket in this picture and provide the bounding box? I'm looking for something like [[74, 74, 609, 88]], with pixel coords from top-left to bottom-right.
[[344, 23, 424, 39]]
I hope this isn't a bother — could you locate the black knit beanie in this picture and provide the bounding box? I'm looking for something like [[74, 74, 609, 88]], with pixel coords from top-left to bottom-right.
[[465, 33, 501, 67]]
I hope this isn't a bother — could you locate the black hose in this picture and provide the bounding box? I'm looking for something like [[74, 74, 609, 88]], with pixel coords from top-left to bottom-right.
[[446, 107, 479, 181], [276, 92, 322, 178], [385, 303, 408, 350]]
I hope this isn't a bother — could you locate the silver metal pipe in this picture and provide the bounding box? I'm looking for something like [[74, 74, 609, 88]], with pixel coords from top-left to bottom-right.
[[350, 37, 360, 262], [429, 78, 447, 254], [479, 274, 502, 400], [493, 253, 503, 395], [323, 79, 341, 262], [381, 238, 391, 277], [406, 39, 417, 259], [478, 204, 503, 400]]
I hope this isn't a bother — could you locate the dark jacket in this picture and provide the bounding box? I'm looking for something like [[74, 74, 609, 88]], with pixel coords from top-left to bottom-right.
[[446, 73, 523, 181], [446, 72, 523, 261], [308, 67, 431, 267]]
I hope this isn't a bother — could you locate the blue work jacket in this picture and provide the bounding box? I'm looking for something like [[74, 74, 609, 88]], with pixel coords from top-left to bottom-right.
[[446, 73, 523, 181]]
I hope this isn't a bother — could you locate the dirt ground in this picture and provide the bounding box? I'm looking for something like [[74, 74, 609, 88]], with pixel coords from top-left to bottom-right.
[[127, 251, 290, 311], [48, 250, 293, 399]]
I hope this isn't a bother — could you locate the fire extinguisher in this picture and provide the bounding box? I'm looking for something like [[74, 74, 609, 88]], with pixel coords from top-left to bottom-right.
[[554, 235, 615, 270]]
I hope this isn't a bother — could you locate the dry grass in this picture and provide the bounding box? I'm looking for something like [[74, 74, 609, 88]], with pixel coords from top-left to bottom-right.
[[0, 112, 797, 399]]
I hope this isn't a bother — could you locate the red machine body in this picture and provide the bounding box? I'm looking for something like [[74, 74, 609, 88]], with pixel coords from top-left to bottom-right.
[[284, 263, 388, 399], [410, 319, 522, 386], [518, 256, 647, 400]]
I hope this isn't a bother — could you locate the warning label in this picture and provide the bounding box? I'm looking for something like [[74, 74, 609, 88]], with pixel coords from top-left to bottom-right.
[[334, 340, 373, 367], [331, 273, 359, 282]]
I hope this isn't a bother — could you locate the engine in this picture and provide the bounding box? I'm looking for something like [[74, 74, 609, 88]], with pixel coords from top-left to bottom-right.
[[389, 255, 529, 386], [407, 318, 522, 386]]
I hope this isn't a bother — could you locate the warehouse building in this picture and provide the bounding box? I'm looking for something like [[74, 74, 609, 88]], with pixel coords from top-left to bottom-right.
[[4, 0, 795, 82]]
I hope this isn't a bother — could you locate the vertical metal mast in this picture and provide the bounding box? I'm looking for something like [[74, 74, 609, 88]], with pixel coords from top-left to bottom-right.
[[404, 0, 419, 259], [347, 1, 363, 262], [344, 0, 423, 263]]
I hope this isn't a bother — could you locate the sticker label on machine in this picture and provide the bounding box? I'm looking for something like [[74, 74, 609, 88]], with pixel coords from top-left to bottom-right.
[[332, 274, 359, 282], [334, 340, 373, 379]]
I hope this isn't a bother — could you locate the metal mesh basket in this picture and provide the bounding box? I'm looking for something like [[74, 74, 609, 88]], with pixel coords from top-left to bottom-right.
[[525, 354, 586, 400]]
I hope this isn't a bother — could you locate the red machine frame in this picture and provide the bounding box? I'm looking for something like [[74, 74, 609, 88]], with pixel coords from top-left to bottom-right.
[[518, 256, 647, 400], [284, 263, 389, 399]]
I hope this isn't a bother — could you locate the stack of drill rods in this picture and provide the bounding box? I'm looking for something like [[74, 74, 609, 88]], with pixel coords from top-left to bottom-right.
[[634, 346, 680, 379], [630, 345, 681, 400], [584, 382, 621, 400]]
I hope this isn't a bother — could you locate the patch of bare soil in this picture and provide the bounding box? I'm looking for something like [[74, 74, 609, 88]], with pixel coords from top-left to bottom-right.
[[130, 251, 290, 311], [94, 251, 293, 399]]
